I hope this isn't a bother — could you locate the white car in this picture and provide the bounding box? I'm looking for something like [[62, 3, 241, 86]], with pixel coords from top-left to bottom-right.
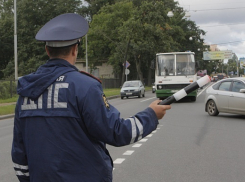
[[120, 80, 145, 99], [205, 77, 245, 116]]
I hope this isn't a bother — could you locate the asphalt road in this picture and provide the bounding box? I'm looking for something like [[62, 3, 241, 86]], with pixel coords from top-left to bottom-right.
[[1, 86, 245, 182], [108, 89, 245, 182]]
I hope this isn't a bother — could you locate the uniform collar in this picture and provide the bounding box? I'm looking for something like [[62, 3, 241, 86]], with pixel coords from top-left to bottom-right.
[[47, 58, 79, 71]]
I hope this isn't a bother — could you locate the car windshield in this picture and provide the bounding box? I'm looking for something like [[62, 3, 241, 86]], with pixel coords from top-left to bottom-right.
[[123, 81, 140, 87]]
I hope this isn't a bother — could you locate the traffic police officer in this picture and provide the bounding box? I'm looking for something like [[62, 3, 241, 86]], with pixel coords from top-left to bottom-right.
[[11, 13, 171, 182]]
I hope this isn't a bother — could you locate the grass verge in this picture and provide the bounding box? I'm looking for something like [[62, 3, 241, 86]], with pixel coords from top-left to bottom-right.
[[0, 87, 152, 116], [0, 96, 18, 104], [0, 105, 16, 116]]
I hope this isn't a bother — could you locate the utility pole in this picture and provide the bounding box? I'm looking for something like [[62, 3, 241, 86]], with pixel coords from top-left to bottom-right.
[[237, 58, 239, 77], [14, 0, 18, 80], [85, 34, 88, 72]]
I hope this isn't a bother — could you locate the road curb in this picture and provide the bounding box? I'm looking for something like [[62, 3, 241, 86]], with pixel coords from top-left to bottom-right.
[[107, 95, 120, 100], [0, 114, 15, 120]]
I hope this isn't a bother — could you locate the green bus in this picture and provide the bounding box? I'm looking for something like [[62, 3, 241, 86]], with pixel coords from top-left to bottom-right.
[[154, 52, 198, 101]]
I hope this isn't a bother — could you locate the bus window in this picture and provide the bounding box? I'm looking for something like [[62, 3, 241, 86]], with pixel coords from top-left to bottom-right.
[[176, 54, 195, 75], [157, 54, 174, 76]]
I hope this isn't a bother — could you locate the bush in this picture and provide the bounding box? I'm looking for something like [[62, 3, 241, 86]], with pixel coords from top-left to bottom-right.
[[0, 80, 17, 99]]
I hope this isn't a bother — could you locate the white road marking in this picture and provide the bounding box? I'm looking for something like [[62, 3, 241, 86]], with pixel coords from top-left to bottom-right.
[[140, 97, 156, 102], [147, 134, 153, 137], [152, 130, 157, 133], [123, 150, 134, 155], [132, 144, 142, 147], [138, 138, 148, 142], [114, 158, 125, 164]]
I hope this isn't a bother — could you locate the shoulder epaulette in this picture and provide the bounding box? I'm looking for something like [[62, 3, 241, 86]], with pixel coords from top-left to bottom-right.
[[79, 71, 102, 83]]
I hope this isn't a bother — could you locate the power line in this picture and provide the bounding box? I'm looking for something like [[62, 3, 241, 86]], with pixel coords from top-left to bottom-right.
[[179, 1, 245, 7], [190, 7, 245, 12], [201, 22, 245, 28], [213, 40, 245, 45]]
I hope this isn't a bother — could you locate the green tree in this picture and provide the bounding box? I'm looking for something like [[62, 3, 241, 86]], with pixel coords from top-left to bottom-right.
[[88, 0, 206, 85], [80, 0, 117, 18], [88, 1, 134, 83], [1, 0, 207, 85], [227, 55, 239, 76], [17, 0, 82, 76], [0, 0, 14, 79], [123, 0, 177, 84], [2, 0, 85, 78]]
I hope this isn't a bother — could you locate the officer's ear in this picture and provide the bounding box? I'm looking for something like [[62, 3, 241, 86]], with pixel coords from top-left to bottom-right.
[[71, 44, 78, 56]]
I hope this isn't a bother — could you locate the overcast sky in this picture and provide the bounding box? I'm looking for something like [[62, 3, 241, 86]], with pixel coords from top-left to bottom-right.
[[175, 0, 245, 61]]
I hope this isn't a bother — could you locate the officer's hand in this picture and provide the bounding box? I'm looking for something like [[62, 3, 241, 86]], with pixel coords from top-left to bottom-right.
[[149, 100, 171, 120]]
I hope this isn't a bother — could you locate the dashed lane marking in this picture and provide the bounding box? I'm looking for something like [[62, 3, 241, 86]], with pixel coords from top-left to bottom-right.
[[123, 150, 134, 155], [138, 138, 148, 142], [113, 126, 161, 170], [113, 158, 125, 164], [132, 144, 142, 147], [147, 134, 153, 137], [140, 97, 156, 102]]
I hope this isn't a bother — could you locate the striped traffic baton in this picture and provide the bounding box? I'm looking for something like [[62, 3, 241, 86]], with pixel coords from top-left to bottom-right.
[[158, 75, 211, 105]]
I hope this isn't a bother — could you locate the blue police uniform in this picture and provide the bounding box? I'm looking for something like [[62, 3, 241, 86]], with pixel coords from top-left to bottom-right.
[[11, 13, 159, 182]]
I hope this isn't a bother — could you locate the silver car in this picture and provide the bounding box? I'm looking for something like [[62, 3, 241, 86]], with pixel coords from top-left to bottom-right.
[[205, 77, 245, 116], [120, 80, 145, 99]]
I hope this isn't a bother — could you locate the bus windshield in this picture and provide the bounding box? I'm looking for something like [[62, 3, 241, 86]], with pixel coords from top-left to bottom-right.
[[176, 54, 195, 76], [157, 54, 175, 76], [157, 53, 195, 76]]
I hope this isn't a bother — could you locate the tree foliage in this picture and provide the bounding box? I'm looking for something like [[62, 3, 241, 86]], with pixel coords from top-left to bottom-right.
[[1, 0, 84, 78], [0, 0, 208, 85], [0, 0, 14, 79], [87, 0, 206, 85]]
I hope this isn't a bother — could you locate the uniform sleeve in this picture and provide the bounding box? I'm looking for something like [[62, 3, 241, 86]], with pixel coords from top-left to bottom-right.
[[11, 99, 30, 182], [81, 83, 159, 146]]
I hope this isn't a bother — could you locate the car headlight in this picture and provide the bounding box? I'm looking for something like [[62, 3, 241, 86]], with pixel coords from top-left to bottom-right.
[[158, 85, 162, 89]]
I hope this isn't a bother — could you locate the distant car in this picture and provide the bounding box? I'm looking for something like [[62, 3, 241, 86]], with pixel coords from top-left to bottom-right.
[[152, 83, 156, 93], [205, 77, 245, 116], [217, 74, 224, 80], [120, 80, 145, 99], [212, 76, 219, 82]]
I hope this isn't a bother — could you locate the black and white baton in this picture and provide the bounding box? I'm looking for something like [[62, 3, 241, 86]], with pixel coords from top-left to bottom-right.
[[158, 75, 211, 105]]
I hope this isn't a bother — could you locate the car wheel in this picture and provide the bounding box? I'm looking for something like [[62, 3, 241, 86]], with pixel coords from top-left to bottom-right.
[[206, 100, 219, 116], [121, 96, 124, 99], [143, 91, 145, 97]]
